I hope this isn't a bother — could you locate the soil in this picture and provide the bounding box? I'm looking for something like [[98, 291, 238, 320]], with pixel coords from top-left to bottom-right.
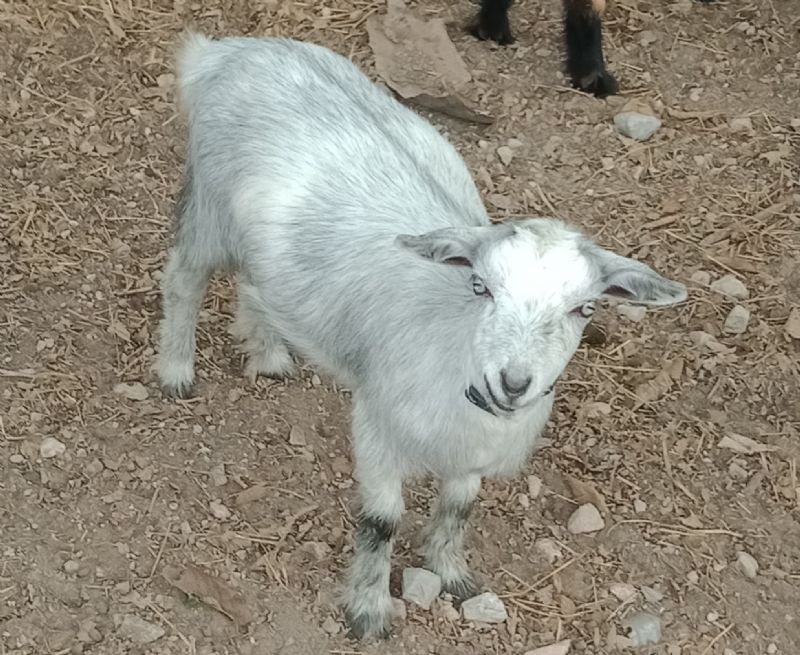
[[1, 1, 799, 654]]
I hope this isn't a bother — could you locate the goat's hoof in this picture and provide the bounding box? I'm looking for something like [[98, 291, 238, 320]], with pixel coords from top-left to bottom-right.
[[244, 348, 295, 382], [159, 380, 194, 399], [344, 608, 391, 641], [469, 14, 515, 46], [442, 575, 480, 605], [574, 69, 619, 98]]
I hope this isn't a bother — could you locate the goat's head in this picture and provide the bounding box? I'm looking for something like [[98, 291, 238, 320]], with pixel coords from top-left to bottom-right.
[[396, 218, 687, 417]]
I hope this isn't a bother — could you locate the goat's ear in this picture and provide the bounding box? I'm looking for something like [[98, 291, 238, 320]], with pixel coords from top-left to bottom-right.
[[589, 246, 688, 306], [395, 224, 513, 267]]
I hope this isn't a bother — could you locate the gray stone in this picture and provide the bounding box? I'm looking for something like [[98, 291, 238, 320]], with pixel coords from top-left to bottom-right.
[[118, 614, 164, 644], [401, 567, 441, 610], [723, 305, 750, 334], [736, 551, 759, 578], [40, 437, 66, 459], [617, 304, 647, 322], [710, 274, 748, 300], [614, 112, 661, 141], [461, 592, 508, 623], [567, 503, 605, 534]]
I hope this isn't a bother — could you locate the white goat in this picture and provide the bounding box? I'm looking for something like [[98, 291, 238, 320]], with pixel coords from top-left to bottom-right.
[[157, 33, 687, 639]]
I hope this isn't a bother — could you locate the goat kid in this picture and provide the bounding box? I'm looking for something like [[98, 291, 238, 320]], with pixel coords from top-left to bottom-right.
[[156, 33, 688, 639]]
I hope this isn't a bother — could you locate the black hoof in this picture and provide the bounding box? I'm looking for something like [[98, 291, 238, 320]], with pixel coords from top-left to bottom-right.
[[442, 575, 480, 606], [344, 610, 391, 641], [573, 68, 619, 98], [160, 381, 193, 399], [469, 13, 515, 45]]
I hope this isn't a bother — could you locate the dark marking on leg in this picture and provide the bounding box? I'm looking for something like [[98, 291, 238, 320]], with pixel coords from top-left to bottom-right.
[[469, 0, 515, 46], [563, 0, 618, 97], [356, 513, 396, 552]]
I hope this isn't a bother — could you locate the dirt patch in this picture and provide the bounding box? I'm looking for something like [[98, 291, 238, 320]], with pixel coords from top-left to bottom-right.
[[1, 1, 798, 654]]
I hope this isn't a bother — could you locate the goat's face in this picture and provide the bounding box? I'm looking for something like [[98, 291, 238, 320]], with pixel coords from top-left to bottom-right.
[[397, 218, 687, 417]]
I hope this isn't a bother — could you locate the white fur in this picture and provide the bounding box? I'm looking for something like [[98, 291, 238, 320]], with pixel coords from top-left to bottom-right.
[[156, 33, 687, 639]]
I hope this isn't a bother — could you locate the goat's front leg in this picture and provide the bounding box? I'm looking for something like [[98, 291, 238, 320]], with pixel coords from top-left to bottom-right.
[[563, 0, 618, 97], [470, 0, 515, 45], [342, 408, 404, 640], [422, 475, 482, 603]]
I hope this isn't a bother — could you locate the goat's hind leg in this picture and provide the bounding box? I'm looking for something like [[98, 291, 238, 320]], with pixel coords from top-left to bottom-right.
[[470, 0, 515, 45], [231, 280, 294, 381], [422, 475, 482, 603]]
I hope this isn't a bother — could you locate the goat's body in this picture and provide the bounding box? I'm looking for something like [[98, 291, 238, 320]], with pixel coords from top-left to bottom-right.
[[159, 33, 686, 640], [170, 35, 552, 480]]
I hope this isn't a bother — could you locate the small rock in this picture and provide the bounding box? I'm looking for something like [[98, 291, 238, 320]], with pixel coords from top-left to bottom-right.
[[691, 270, 711, 286], [527, 475, 542, 498], [617, 304, 647, 322], [785, 307, 800, 339], [497, 145, 514, 166], [723, 305, 750, 334], [567, 503, 605, 534], [461, 592, 508, 624], [391, 597, 407, 621], [401, 567, 441, 610], [113, 382, 149, 401], [710, 274, 748, 300], [64, 560, 80, 574], [436, 598, 460, 622], [624, 612, 662, 646], [311, 373, 321, 386], [728, 461, 748, 481], [118, 614, 164, 644], [40, 437, 66, 459], [288, 425, 307, 447], [767, 643, 778, 654], [524, 640, 572, 655], [208, 500, 231, 520], [640, 585, 664, 603], [728, 116, 753, 133], [9, 454, 24, 464], [633, 498, 647, 513], [686, 570, 700, 584], [736, 551, 759, 578], [209, 463, 227, 487], [614, 112, 661, 141], [535, 538, 562, 564], [609, 582, 637, 603], [518, 493, 530, 509], [639, 29, 658, 45], [507, 137, 523, 148], [321, 616, 340, 635]]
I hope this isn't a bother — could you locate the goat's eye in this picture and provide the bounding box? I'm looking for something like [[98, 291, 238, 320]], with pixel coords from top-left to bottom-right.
[[471, 275, 491, 297], [571, 301, 595, 318]]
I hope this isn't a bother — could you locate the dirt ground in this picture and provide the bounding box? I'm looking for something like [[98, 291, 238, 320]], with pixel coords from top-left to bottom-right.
[[1, 0, 799, 653]]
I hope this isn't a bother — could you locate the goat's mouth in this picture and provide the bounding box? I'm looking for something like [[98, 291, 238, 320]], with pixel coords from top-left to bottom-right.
[[465, 378, 515, 416]]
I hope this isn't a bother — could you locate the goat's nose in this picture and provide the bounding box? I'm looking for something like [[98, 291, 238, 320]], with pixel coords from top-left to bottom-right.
[[500, 369, 532, 399]]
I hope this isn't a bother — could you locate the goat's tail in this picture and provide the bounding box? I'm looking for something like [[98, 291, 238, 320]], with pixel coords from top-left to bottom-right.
[[175, 31, 214, 114]]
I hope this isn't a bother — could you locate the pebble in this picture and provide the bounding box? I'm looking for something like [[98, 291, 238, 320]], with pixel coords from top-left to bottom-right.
[[9, 454, 24, 464], [785, 307, 800, 339], [767, 643, 777, 654], [288, 425, 307, 447], [535, 538, 562, 564], [461, 592, 508, 624], [497, 145, 514, 166], [118, 614, 165, 644], [40, 437, 66, 459], [64, 560, 81, 574], [736, 551, 759, 578], [723, 305, 750, 334], [209, 463, 227, 487], [617, 304, 647, 322], [641, 585, 664, 603], [321, 616, 340, 635], [614, 112, 661, 141], [691, 270, 711, 286], [208, 500, 231, 520], [527, 475, 543, 499], [710, 274, 749, 300], [391, 597, 407, 621], [401, 567, 441, 610], [567, 503, 605, 534], [524, 640, 572, 655], [729, 116, 753, 133], [624, 612, 662, 646], [633, 498, 647, 513], [609, 582, 637, 602], [113, 382, 150, 401]]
